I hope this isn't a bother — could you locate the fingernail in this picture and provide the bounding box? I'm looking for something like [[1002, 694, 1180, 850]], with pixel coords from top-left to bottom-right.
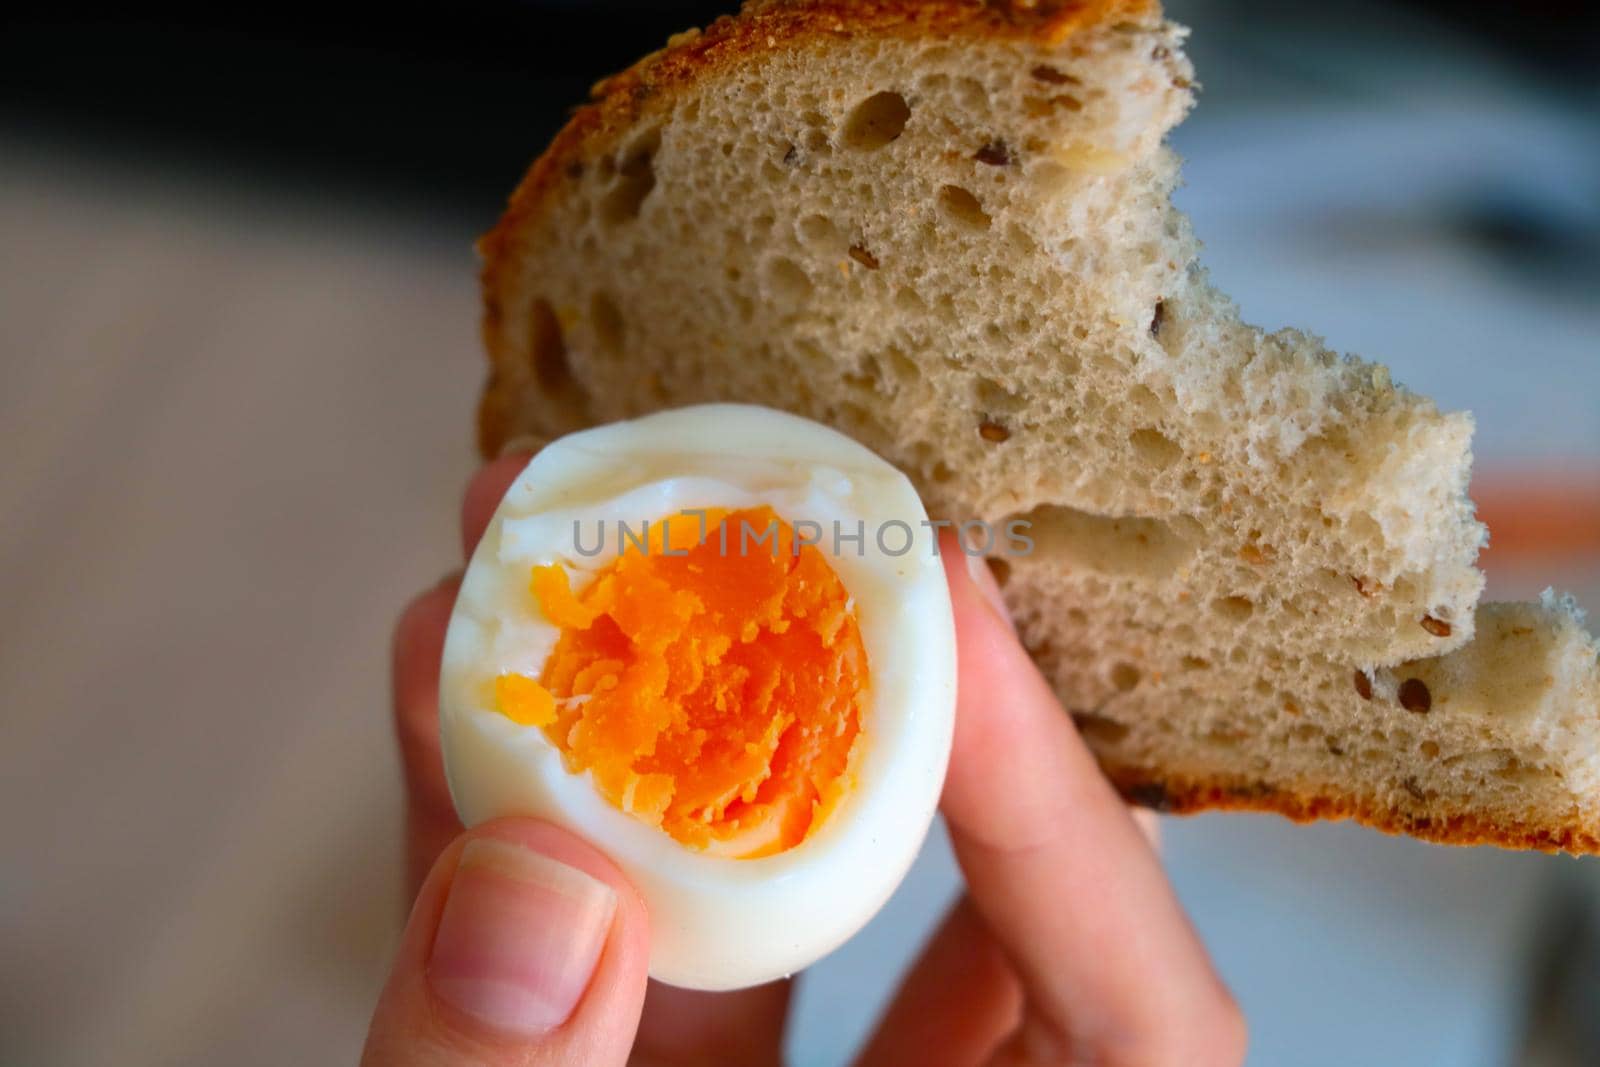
[[428, 838, 616, 1037], [965, 552, 1018, 634]]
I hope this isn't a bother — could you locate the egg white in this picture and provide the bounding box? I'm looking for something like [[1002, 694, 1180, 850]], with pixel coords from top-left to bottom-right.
[[439, 404, 957, 990]]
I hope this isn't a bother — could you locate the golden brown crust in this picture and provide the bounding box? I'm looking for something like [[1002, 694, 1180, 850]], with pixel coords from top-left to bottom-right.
[[1109, 767, 1600, 854], [477, 0, 1157, 457]]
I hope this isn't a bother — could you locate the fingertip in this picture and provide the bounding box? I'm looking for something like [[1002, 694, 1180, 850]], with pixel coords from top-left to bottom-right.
[[461, 452, 536, 559]]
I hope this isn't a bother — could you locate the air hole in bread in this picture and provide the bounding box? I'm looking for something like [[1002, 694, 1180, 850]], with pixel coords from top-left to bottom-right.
[[974, 140, 1013, 167], [938, 184, 991, 230], [1445, 748, 1507, 771], [1023, 93, 1083, 118], [1129, 427, 1181, 469], [765, 256, 814, 303], [1204, 724, 1247, 749], [1072, 712, 1129, 744], [1030, 64, 1081, 85], [1213, 595, 1255, 622], [974, 375, 1022, 413], [590, 292, 624, 353], [797, 213, 843, 249], [1314, 567, 1358, 600], [1126, 383, 1163, 417], [842, 91, 910, 150], [842, 369, 877, 395], [834, 399, 872, 430], [955, 76, 989, 112], [1032, 161, 1073, 196], [1005, 223, 1037, 256], [1111, 662, 1142, 691], [1011, 504, 1198, 580], [527, 298, 571, 388], [1494, 759, 1546, 784], [1346, 510, 1382, 545], [893, 286, 924, 313], [600, 128, 660, 224], [879, 346, 917, 385], [1239, 542, 1272, 566]]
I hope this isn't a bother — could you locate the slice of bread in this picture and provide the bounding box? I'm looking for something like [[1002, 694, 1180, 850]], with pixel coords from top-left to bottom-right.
[[475, 0, 1600, 852]]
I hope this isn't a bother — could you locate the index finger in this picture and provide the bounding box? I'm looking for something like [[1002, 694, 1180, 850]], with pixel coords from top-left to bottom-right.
[[938, 536, 1245, 1065]]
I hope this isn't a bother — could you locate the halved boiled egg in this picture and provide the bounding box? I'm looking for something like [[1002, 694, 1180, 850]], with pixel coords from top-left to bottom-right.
[[439, 404, 957, 990]]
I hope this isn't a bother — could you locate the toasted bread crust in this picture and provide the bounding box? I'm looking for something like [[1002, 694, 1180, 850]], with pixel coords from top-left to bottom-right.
[[478, 0, 1154, 456], [1110, 768, 1600, 854]]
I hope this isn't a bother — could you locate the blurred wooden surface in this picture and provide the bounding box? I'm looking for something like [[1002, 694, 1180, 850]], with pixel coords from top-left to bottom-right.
[[0, 141, 481, 1065]]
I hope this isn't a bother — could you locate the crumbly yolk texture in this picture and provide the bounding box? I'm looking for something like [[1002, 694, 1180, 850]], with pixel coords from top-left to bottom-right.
[[495, 506, 867, 858]]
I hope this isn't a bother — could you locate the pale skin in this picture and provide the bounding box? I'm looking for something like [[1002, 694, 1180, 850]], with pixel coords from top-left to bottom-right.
[[363, 454, 1248, 1066]]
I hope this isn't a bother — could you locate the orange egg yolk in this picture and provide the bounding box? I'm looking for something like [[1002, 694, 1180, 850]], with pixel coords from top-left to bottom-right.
[[494, 506, 868, 858]]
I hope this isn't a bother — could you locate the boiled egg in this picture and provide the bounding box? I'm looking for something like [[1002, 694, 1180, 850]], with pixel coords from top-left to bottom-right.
[[439, 403, 957, 990]]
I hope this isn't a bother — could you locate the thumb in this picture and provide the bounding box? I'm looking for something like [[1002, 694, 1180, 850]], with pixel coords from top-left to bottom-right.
[[363, 818, 650, 1066]]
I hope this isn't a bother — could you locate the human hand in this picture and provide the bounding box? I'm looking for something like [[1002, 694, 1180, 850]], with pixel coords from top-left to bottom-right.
[[363, 455, 1246, 1066]]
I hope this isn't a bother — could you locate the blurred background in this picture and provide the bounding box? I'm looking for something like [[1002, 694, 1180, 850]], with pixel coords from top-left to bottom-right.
[[2, 0, 1597, 1063]]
